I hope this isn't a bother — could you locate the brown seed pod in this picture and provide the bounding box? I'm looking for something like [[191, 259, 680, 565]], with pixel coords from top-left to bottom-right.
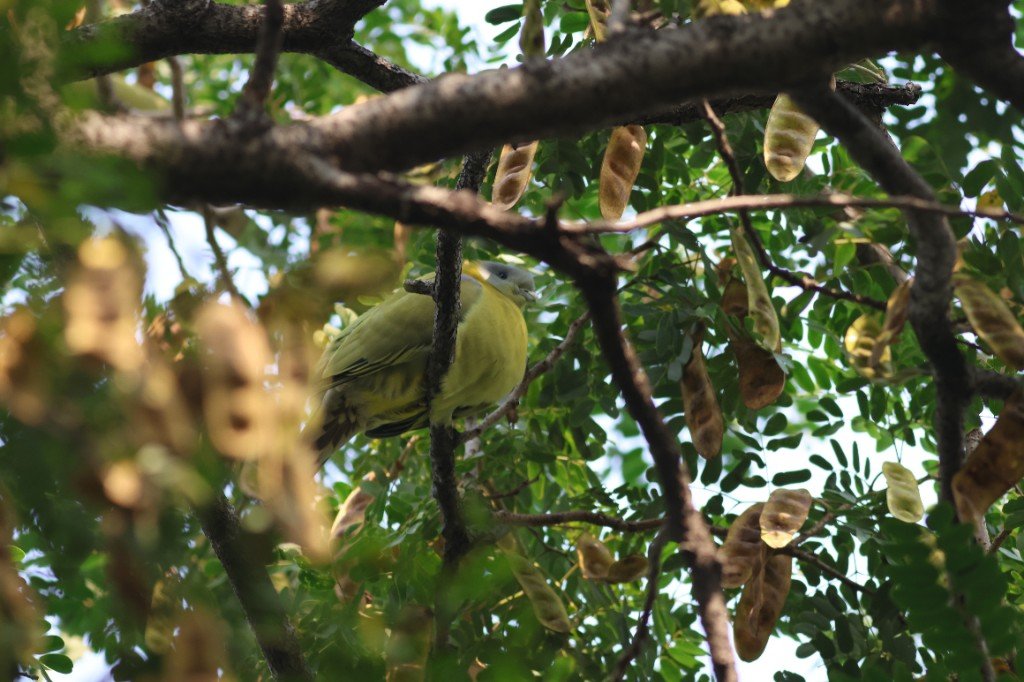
[[718, 503, 767, 588], [681, 325, 724, 459], [952, 391, 1024, 527], [720, 277, 749, 317], [728, 328, 785, 410], [498, 534, 572, 633], [491, 141, 540, 211], [576, 532, 614, 580], [764, 94, 819, 182], [599, 125, 647, 220], [760, 488, 812, 548], [731, 226, 779, 352], [195, 302, 275, 460], [734, 553, 793, 661], [954, 274, 1024, 370], [882, 461, 924, 523], [604, 555, 649, 583]]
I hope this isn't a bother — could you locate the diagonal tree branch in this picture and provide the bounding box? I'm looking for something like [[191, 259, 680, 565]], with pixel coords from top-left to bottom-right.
[[575, 271, 737, 682], [791, 87, 970, 507], [234, 0, 285, 123], [197, 493, 312, 681]]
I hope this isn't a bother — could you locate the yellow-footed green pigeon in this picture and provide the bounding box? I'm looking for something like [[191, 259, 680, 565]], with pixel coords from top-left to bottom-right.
[[311, 261, 536, 465]]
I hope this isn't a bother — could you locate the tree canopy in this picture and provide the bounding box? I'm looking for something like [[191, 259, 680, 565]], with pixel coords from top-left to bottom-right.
[[2, 0, 1024, 680]]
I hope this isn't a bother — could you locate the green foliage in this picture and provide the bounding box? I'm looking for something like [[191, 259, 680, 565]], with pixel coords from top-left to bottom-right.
[[1, 0, 1024, 680]]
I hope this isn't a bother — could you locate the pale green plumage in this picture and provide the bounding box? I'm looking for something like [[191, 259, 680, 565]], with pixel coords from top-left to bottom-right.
[[312, 261, 536, 465]]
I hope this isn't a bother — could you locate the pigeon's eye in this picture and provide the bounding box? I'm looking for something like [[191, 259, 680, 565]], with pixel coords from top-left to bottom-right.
[[498, 271, 508, 279]]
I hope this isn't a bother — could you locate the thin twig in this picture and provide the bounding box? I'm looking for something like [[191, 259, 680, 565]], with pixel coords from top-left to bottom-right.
[[154, 209, 190, 280], [988, 528, 1012, 553], [566, 193, 1024, 235], [612, 529, 669, 680], [780, 544, 876, 596], [201, 207, 244, 303], [608, 0, 631, 33], [460, 311, 591, 444], [167, 55, 186, 121], [235, 0, 285, 123], [495, 510, 662, 533], [484, 476, 541, 500]]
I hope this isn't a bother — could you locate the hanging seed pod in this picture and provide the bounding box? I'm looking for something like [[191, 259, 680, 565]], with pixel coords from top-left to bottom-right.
[[718, 503, 767, 588], [720, 277, 749, 317], [844, 315, 892, 379], [576, 532, 614, 580], [604, 555, 649, 584], [764, 94, 819, 182], [760, 488, 812, 548], [491, 141, 539, 211], [870, 278, 913, 370], [599, 125, 647, 221], [882, 461, 924, 523], [952, 391, 1024, 527], [681, 325, 723, 458], [520, 0, 545, 58], [733, 553, 793, 661], [195, 301, 274, 460], [498, 534, 572, 633], [728, 329, 786, 410], [954, 274, 1024, 370], [731, 226, 779, 352]]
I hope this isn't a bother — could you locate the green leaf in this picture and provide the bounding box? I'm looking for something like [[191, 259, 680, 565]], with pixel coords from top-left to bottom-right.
[[485, 4, 524, 23], [40, 654, 73, 674], [773, 469, 812, 486]]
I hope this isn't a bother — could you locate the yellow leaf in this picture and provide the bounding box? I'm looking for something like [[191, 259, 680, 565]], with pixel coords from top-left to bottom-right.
[[520, 0, 545, 58], [498, 534, 572, 633], [870, 278, 913, 370]]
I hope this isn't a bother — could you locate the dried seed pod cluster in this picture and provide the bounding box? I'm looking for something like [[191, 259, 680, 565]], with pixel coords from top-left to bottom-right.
[[575, 532, 649, 584], [718, 503, 766, 588], [681, 325, 724, 459]]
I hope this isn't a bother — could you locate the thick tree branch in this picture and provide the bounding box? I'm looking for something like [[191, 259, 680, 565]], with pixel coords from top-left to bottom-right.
[[235, 0, 285, 122], [792, 87, 969, 507], [937, 0, 1024, 114], [60, 0, 386, 80], [197, 494, 312, 681], [68, 0, 941, 177]]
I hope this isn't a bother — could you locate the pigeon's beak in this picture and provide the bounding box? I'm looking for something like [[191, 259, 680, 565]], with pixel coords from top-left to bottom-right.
[[520, 288, 539, 302]]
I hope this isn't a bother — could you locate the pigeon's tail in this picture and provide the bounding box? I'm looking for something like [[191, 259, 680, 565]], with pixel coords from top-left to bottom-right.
[[309, 387, 361, 469]]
